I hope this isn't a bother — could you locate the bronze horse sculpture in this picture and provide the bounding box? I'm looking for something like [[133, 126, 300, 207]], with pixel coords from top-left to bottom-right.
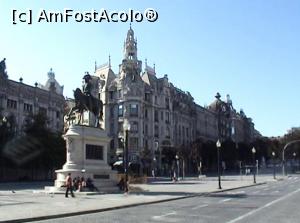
[[67, 88, 103, 127]]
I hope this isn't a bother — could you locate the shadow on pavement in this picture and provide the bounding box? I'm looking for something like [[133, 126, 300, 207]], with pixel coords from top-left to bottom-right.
[[134, 191, 199, 197], [206, 193, 247, 199]]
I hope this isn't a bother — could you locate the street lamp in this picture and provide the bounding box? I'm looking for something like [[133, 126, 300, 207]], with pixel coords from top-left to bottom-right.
[[252, 147, 256, 184], [216, 139, 222, 189], [293, 152, 296, 173], [282, 140, 300, 176], [272, 151, 276, 179], [123, 119, 131, 193], [152, 157, 156, 178], [154, 141, 160, 175], [175, 154, 179, 180]]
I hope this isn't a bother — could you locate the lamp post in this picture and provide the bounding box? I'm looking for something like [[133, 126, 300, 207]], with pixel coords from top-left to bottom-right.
[[282, 140, 300, 176], [123, 120, 131, 193], [252, 147, 256, 184], [175, 154, 179, 180], [154, 141, 160, 175], [215, 92, 222, 189], [216, 139, 222, 189], [293, 152, 296, 173], [272, 151, 276, 179], [152, 157, 156, 178]]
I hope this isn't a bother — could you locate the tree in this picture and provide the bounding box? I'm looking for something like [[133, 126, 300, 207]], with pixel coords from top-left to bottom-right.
[[3, 112, 65, 180]]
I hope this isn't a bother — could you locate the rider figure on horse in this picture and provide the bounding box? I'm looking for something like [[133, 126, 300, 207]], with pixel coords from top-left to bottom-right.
[[82, 72, 93, 108]]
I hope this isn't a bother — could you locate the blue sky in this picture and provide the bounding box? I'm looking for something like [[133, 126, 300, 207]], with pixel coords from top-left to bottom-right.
[[1, 0, 300, 137]]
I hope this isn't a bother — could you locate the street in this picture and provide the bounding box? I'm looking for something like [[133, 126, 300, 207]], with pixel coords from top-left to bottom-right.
[[34, 176, 300, 223]]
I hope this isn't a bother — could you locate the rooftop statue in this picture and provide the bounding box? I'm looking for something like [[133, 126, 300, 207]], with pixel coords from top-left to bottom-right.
[[0, 58, 8, 78]]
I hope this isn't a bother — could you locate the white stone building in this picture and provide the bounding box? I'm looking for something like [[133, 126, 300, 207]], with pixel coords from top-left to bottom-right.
[[93, 27, 258, 167]]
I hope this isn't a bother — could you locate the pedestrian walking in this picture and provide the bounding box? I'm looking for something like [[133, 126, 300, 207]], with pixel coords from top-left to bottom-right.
[[65, 173, 75, 198]]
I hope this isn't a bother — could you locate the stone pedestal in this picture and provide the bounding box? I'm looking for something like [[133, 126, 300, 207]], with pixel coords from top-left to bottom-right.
[[49, 125, 118, 193]]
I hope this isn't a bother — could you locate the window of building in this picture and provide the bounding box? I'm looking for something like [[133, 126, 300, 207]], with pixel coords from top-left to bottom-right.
[[118, 90, 122, 98], [165, 97, 170, 109], [24, 103, 33, 112], [154, 125, 159, 137], [161, 111, 164, 121], [110, 140, 115, 151], [118, 104, 123, 117], [131, 121, 138, 132], [110, 107, 114, 118], [179, 125, 181, 137], [39, 107, 47, 115], [129, 104, 138, 116], [118, 122, 123, 132], [166, 112, 170, 124], [110, 122, 114, 134], [145, 93, 150, 102], [118, 137, 124, 148], [56, 111, 60, 118], [154, 110, 158, 122], [145, 124, 148, 135], [145, 109, 148, 119], [7, 99, 17, 109], [129, 137, 138, 150], [86, 144, 103, 160], [109, 91, 114, 100], [166, 126, 170, 138], [155, 96, 158, 104]]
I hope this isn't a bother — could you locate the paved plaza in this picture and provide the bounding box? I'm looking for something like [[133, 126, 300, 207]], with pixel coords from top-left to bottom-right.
[[0, 174, 279, 223]]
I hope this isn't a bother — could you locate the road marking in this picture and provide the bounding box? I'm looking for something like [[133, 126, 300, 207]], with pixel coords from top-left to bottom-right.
[[226, 187, 300, 223], [227, 191, 245, 195], [153, 211, 176, 220], [251, 190, 260, 194], [219, 198, 232, 203], [192, 204, 209, 210]]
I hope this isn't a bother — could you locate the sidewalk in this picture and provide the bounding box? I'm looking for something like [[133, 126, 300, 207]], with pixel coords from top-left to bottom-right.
[[0, 174, 279, 223]]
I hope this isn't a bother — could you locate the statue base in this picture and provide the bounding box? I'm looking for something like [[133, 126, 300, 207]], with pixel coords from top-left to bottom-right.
[[46, 125, 119, 193]]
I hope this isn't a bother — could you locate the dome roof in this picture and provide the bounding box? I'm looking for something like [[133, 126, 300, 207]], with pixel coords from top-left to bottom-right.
[[40, 68, 64, 95]]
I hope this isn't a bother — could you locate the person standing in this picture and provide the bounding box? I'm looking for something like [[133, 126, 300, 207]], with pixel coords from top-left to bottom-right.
[[65, 173, 75, 198]]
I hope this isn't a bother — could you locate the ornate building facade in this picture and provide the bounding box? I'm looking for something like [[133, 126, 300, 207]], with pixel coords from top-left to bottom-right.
[[94, 27, 259, 165], [0, 61, 65, 134]]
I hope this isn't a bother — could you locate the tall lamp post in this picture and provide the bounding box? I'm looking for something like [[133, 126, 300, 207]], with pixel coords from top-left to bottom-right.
[[252, 147, 256, 184], [272, 151, 276, 179], [154, 141, 160, 175], [282, 140, 300, 176], [293, 152, 296, 173], [123, 120, 131, 193], [216, 139, 222, 189], [175, 154, 180, 180]]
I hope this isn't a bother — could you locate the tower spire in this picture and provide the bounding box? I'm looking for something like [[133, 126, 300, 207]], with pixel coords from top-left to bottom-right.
[[124, 24, 137, 60], [94, 61, 97, 72]]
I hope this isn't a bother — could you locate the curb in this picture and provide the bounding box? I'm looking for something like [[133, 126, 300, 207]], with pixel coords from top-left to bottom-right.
[[0, 182, 266, 223]]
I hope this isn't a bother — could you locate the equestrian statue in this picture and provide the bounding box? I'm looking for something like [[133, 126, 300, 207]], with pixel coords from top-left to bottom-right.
[[67, 73, 103, 127]]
